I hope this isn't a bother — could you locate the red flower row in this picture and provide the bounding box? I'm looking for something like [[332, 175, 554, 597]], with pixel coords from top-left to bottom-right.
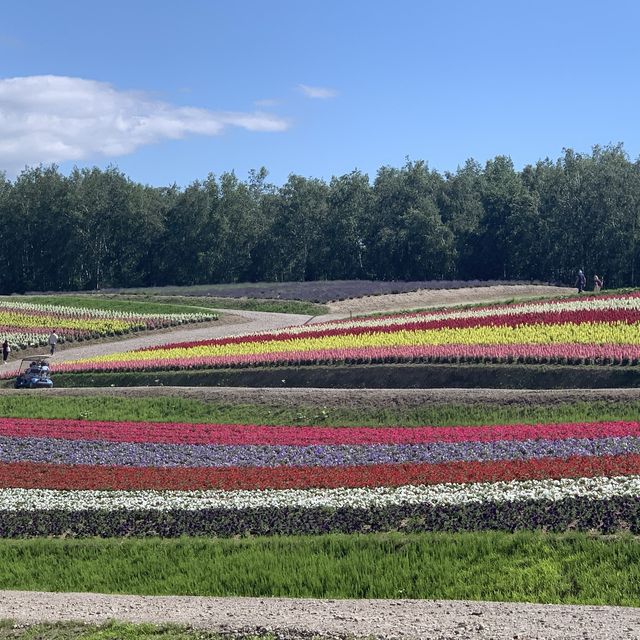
[[2, 453, 639, 491], [140, 307, 640, 353], [2, 417, 639, 446]]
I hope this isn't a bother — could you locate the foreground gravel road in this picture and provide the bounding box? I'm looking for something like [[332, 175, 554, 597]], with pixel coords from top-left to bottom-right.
[[1, 591, 638, 639]]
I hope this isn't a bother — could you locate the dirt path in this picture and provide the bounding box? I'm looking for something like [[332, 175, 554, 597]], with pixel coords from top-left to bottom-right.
[[0, 591, 638, 639], [327, 284, 575, 315]]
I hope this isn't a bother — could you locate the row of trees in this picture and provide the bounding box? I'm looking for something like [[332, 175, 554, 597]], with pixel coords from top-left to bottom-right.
[[0, 144, 638, 293]]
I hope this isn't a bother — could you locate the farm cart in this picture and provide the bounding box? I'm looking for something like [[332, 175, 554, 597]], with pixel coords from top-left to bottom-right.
[[15, 356, 54, 389]]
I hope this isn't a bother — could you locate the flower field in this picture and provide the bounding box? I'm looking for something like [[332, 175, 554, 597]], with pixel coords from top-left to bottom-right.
[[115, 279, 521, 303], [0, 300, 216, 350], [50, 292, 640, 374], [2, 414, 640, 537]]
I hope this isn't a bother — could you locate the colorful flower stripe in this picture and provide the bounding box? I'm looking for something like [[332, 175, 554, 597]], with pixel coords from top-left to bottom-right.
[[140, 308, 640, 352], [0, 300, 216, 352], [1, 475, 639, 511], [53, 343, 640, 373], [0, 312, 137, 332], [49, 292, 640, 372], [142, 292, 640, 350], [324, 292, 640, 325], [3, 436, 640, 468], [0, 325, 51, 334], [1, 453, 639, 491], [3, 417, 639, 446], [0, 299, 213, 323], [64, 323, 640, 366]]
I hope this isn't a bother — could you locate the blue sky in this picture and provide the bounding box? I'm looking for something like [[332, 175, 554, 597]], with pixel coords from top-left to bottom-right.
[[1, 0, 639, 186]]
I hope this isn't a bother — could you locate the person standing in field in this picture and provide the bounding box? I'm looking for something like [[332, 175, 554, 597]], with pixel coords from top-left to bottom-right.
[[575, 269, 586, 293], [48, 330, 59, 355], [2, 339, 9, 364], [593, 274, 603, 293]]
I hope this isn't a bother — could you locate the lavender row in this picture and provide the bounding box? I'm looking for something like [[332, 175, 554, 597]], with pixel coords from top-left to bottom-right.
[[2, 436, 640, 468], [1, 495, 638, 537], [112, 280, 519, 303]]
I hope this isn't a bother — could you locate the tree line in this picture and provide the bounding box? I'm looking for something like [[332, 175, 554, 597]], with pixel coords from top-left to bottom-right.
[[0, 144, 638, 294]]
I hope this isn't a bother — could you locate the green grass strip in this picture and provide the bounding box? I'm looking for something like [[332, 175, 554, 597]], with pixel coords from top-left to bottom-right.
[[0, 533, 638, 605], [0, 621, 280, 640], [0, 395, 639, 426]]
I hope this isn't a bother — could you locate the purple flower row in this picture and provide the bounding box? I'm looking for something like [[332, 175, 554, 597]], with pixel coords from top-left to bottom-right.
[[1, 494, 638, 537], [2, 436, 639, 468]]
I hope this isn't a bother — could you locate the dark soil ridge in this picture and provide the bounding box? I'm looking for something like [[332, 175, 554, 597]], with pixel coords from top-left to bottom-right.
[[47, 363, 640, 391]]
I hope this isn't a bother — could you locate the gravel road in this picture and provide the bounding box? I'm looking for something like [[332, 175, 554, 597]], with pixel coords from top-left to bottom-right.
[[1, 591, 638, 639], [327, 284, 574, 314]]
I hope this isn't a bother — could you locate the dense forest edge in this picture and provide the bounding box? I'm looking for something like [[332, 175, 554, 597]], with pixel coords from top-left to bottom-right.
[[1, 144, 638, 294]]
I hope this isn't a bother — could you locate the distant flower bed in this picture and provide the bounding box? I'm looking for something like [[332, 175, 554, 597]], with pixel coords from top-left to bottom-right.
[[0, 300, 216, 350], [55, 292, 640, 374], [106, 279, 530, 303], [1, 416, 639, 536]]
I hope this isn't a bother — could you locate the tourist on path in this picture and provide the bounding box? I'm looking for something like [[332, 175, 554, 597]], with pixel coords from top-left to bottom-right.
[[593, 274, 603, 293], [48, 331, 59, 355], [575, 269, 586, 293]]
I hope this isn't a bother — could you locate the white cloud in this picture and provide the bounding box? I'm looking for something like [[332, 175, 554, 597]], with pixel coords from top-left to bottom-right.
[[0, 75, 289, 173], [298, 84, 338, 99]]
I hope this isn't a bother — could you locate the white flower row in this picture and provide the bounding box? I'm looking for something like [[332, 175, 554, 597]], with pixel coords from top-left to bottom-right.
[[2, 475, 639, 512], [0, 331, 53, 348], [0, 300, 215, 323]]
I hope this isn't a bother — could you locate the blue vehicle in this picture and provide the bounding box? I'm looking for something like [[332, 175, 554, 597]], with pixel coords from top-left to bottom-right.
[[15, 356, 54, 389]]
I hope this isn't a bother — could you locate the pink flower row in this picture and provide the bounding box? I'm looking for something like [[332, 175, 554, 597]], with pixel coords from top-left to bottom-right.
[[1, 417, 639, 446], [0, 325, 51, 334], [53, 343, 640, 374]]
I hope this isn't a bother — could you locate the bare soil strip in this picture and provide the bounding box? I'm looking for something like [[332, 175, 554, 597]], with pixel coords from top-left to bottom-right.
[[327, 284, 575, 314], [4, 385, 640, 406], [0, 591, 638, 639]]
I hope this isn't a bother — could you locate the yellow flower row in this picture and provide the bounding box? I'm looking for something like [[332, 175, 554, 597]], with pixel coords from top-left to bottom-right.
[[70, 321, 640, 365], [0, 312, 140, 332]]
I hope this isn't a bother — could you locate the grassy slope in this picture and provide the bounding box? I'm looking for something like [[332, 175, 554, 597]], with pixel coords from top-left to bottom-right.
[[0, 395, 640, 426], [1, 533, 639, 605]]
